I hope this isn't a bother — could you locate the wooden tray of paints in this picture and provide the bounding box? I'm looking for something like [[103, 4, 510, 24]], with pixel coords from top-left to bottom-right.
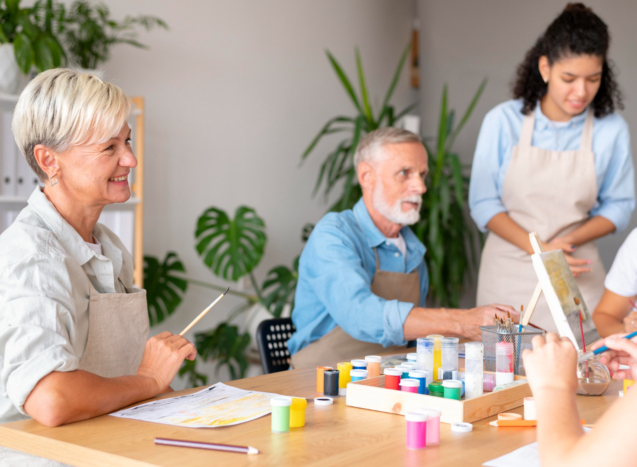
[[345, 373, 530, 424]]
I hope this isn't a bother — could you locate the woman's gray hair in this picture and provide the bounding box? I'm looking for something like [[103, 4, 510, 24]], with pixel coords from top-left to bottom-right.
[[353, 127, 422, 172], [12, 68, 132, 182]]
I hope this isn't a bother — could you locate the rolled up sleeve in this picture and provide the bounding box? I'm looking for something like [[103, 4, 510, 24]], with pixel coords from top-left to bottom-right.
[[590, 121, 636, 233], [0, 255, 80, 415], [302, 224, 412, 347], [469, 109, 510, 232]]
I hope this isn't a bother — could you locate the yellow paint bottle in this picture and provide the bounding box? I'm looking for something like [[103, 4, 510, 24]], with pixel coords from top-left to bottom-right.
[[290, 397, 307, 428], [427, 335, 444, 380], [337, 362, 353, 388], [624, 379, 635, 394]]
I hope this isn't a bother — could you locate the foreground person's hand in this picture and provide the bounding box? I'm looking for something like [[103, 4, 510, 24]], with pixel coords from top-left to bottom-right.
[[523, 333, 578, 395]]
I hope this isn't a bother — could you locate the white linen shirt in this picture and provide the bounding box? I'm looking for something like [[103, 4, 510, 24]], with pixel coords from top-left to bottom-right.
[[0, 187, 134, 423]]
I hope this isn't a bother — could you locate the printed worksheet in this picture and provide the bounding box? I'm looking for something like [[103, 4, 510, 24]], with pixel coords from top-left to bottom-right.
[[110, 383, 286, 428]]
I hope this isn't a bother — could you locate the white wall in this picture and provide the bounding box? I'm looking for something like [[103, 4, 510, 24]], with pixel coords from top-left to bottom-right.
[[99, 0, 417, 387], [417, 0, 637, 305]]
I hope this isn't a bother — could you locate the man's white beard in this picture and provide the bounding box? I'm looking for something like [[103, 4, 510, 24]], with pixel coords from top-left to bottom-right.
[[372, 181, 422, 226]]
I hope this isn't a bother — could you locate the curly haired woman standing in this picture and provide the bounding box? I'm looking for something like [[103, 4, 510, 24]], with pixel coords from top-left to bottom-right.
[[469, 3, 635, 339]]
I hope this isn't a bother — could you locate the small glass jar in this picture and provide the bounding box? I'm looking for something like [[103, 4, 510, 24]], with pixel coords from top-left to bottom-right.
[[576, 353, 610, 396]]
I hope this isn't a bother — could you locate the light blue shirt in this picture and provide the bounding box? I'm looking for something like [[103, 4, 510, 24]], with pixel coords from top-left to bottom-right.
[[469, 99, 635, 232], [287, 198, 428, 355]]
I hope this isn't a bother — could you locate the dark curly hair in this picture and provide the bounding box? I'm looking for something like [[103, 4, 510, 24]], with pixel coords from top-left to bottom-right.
[[513, 3, 622, 118]]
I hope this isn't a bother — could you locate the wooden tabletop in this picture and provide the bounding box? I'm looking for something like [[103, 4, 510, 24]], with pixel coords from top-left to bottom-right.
[[0, 368, 621, 467]]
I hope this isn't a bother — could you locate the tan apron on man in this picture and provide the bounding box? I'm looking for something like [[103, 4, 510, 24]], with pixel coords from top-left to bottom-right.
[[477, 107, 604, 341], [291, 249, 420, 369], [0, 280, 149, 466]]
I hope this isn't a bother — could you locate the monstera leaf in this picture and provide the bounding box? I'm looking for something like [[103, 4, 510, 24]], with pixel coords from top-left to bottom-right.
[[262, 256, 299, 317], [195, 323, 251, 380], [144, 252, 188, 326], [195, 206, 267, 281]]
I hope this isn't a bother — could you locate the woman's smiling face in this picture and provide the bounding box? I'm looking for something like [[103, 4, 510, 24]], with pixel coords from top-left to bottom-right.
[[53, 123, 137, 207]]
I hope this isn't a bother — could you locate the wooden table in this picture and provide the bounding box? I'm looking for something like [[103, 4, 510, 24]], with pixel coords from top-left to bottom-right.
[[0, 368, 621, 467]]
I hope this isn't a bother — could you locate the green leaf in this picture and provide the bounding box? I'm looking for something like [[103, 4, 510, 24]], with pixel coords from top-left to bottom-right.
[[178, 359, 208, 388], [18, 15, 39, 41], [326, 50, 363, 115], [33, 35, 54, 71], [393, 102, 418, 124], [195, 206, 267, 281], [301, 116, 354, 161], [377, 43, 410, 124], [439, 176, 451, 222], [144, 252, 188, 326], [195, 323, 251, 380], [261, 257, 299, 318], [0, 27, 8, 44], [447, 78, 487, 151], [13, 33, 34, 74], [449, 154, 465, 207], [355, 47, 373, 124], [435, 85, 448, 177]]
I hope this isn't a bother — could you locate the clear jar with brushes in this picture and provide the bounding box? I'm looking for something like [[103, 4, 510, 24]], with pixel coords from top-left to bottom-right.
[[576, 351, 610, 396], [479, 325, 545, 376]]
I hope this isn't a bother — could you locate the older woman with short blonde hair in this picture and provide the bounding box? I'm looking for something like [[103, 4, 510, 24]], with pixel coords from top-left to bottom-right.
[[0, 69, 195, 465]]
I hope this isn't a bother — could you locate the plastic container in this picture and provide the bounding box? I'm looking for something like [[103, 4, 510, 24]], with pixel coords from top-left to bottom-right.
[[427, 335, 444, 381], [351, 359, 367, 370], [428, 380, 444, 397], [365, 355, 382, 378], [495, 342, 514, 386], [441, 337, 459, 380], [494, 379, 527, 391], [316, 366, 332, 393], [417, 338, 435, 375], [464, 342, 484, 399], [399, 378, 420, 393], [442, 380, 462, 400], [271, 397, 292, 432], [418, 408, 441, 446], [624, 379, 635, 394], [384, 368, 402, 390], [323, 369, 340, 396], [483, 373, 496, 392], [337, 362, 353, 389], [290, 397, 307, 428], [406, 412, 427, 450], [395, 365, 412, 379], [408, 370, 428, 395], [523, 397, 536, 420], [480, 325, 545, 376], [407, 352, 418, 363], [350, 369, 368, 382], [402, 362, 418, 370]]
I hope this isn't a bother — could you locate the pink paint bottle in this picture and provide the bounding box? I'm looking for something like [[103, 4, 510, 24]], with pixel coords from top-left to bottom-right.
[[418, 408, 441, 446], [399, 379, 420, 393], [496, 342, 514, 386], [405, 412, 427, 450]]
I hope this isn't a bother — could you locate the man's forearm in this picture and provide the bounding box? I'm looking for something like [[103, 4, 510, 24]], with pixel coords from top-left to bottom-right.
[[24, 370, 158, 427], [403, 306, 465, 340]]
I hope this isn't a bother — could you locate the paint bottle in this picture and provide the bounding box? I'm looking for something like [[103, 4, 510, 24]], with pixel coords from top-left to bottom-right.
[[418, 408, 441, 446], [395, 365, 412, 379], [270, 397, 292, 433], [384, 368, 402, 390], [408, 370, 428, 395], [316, 366, 333, 393], [523, 397, 536, 421], [493, 379, 526, 391], [290, 397, 307, 428], [427, 335, 444, 381], [495, 342, 514, 386], [351, 359, 367, 370], [350, 369, 368, 382], [440, 337, 459, 380], [365, 355, 382, 378], [323, 369, 340, 396], [428, 380, 444, 398], [464, 342, 484, 399], [405, 412, 428, 450], [442, 380, 462, 400], [399, 378, 420, 393], [337, 362, 353, 389], [624, 379, 635, 393], [407, 352, 418, 364], [417, 337, 435, 375], [483, 373, 496, 392]]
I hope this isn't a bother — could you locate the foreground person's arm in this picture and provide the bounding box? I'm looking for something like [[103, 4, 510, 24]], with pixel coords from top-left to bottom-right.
[[24, 332, 195, 427], [523, 333, 637, 467]]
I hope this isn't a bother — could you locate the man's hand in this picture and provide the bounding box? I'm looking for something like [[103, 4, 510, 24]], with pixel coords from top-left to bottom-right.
[[460, 304, 519, 341], [136, 332, 196, 394]]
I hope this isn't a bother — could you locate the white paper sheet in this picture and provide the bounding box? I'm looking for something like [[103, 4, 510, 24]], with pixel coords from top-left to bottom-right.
[[110, 383, 288, 428]]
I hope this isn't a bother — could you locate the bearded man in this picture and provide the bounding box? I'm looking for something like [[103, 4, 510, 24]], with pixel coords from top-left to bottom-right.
[[288, 128, 517, 368]]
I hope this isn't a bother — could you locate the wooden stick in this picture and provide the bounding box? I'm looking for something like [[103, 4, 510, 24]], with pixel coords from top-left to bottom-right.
[[179, 287, 230, 336], [522, 232, 545, 327]]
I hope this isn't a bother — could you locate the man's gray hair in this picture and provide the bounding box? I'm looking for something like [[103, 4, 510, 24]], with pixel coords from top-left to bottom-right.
[[353, 127, 422, 171]]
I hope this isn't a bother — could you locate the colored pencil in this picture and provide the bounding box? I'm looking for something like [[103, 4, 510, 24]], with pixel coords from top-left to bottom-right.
[[179, 287, 230, 336], [155, 437, 259, 455]]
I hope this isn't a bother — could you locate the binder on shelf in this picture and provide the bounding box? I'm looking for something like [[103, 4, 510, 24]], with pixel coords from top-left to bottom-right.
[[1, 110, 16, 196], [15, 145, 39, 198]]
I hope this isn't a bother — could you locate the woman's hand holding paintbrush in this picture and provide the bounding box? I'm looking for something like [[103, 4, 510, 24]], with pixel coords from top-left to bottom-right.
[[592, 333, 637, 381]]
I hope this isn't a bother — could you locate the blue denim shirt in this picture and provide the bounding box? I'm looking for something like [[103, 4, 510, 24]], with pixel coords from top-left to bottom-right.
[[287, 198, 428, 355]]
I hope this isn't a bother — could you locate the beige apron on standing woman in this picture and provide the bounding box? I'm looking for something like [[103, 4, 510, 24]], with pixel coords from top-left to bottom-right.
[[477, 107, 604, 340], [291, 249, 420, 369], [0, 280, 149, 467]]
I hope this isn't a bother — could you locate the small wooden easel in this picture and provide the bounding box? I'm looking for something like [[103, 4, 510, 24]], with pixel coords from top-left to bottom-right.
[[520, 232, 544, 327]]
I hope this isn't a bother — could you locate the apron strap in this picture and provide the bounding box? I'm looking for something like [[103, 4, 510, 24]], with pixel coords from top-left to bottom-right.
[[518, 109, 536, 148], [579, 107, 594, 152]]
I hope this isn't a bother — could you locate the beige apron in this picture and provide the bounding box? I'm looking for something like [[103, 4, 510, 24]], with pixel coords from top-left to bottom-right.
[[291, 249, 420, 369], [0, 280, 149, 466], [477, 107, 604, 340]]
